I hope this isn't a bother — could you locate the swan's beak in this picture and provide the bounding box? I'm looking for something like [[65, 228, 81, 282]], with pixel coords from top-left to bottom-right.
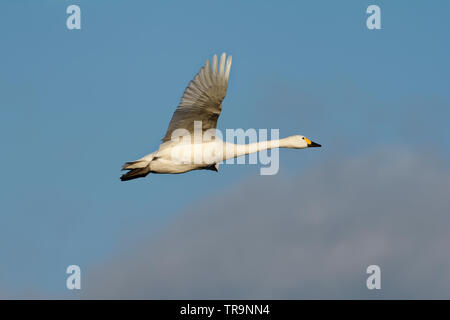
[[305, 138, 321, 148]]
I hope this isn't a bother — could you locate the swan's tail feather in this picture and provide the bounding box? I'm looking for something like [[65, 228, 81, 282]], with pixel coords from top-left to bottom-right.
[[121, 158, 152, 181], [121, 160, 149, 170], [120, 166, 151, 181]]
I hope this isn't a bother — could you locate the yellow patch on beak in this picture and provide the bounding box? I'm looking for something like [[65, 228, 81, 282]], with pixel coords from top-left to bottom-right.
[[304, 137, 312, 145]]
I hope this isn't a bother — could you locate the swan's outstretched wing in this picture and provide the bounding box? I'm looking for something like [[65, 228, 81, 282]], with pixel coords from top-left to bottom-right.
[[162, 53, 232, 142]]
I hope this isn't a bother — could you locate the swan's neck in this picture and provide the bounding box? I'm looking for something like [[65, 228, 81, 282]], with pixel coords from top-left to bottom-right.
[[223, 138, 293, 161]]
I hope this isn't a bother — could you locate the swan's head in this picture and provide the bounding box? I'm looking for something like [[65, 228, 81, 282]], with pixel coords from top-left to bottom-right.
[[285, 135, 322, 149]]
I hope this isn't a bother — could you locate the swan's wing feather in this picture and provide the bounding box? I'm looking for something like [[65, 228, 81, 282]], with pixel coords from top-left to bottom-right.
[[162, 53, 232, 142]]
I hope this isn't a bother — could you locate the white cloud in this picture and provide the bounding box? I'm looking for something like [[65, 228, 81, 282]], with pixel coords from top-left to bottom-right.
[[83, 148, 450, 299]]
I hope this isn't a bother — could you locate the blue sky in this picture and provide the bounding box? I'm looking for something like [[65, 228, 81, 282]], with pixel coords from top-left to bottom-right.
[[0, 1, 449, 298]]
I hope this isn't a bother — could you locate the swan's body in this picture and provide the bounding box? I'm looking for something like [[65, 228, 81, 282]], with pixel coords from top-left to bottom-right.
[[121, 53, 320, 181]]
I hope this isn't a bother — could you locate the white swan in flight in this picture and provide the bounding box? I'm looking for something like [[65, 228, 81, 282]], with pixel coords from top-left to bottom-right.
[[121, 53, 321, 181]]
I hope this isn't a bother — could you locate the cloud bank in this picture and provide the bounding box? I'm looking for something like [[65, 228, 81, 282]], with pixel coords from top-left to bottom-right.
[[83, 148, 450, 299]]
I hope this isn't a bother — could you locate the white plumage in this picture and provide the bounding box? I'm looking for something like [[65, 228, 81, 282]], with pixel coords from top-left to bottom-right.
[[120, 53, 320, 181]]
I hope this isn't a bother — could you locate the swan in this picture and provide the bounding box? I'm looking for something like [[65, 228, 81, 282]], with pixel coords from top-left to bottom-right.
[[120, 53, 321, 181]]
